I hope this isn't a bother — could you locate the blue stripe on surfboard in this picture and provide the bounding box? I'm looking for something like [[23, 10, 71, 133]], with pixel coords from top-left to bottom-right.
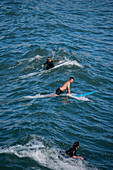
[[75, 91, 96, 97]]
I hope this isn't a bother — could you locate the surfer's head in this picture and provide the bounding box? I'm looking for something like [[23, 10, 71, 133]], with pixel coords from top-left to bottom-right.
[[73, 142, 79, 149], [47, 57, 51, 62], [70, 77, 74, 83]]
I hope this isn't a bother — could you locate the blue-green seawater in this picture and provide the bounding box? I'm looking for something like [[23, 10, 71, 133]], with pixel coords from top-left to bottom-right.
[[0, 0, 113, 169]]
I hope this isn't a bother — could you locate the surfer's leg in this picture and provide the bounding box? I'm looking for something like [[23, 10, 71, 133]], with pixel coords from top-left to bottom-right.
[[50, 94, 58, 97], [43, 94, 58, 98]]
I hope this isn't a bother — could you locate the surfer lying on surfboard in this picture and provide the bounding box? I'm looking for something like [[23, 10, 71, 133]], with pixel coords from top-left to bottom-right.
[[59, 142, 85, 160], [42, 57, 62, 70], [44, 77, 74, 97]]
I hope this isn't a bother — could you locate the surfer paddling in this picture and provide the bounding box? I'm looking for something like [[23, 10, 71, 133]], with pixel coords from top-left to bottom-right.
[[42, 57, 62, 70], [65, 142, 85, 160], [44, 77, 74, 97]]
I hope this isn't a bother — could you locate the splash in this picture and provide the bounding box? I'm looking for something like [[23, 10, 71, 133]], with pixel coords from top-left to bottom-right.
[[0, 138, 90, 170]]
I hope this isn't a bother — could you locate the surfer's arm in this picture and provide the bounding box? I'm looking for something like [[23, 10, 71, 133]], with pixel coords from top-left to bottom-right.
[[42, 62, 47, 67], [67, 84, 71, 94], [73, 156, 84, 160], [59, 60, 63, 63]]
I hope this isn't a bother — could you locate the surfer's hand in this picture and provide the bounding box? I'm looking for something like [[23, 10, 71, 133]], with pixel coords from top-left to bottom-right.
[[59, 61, 63, 63], [42, 64, 44, 67], [73, 156, 84, 160]]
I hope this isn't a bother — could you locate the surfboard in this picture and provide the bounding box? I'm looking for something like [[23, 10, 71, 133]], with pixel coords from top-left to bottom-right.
[[74, 91, 96, 97]]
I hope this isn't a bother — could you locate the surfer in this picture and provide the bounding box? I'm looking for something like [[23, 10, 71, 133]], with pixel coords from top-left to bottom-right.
[[42, 57, 62, 70], [65, 142, 84, 160], [42, 77, 74, 98], [56, 77, 74, 95]]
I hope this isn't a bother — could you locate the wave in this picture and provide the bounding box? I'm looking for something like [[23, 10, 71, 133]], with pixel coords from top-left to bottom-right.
[[0, 137, 91, 170], [20, 58, 83, 79]]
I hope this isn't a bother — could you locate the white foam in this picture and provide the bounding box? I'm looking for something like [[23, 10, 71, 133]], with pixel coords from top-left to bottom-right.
[[29, 55, 42, 62], [0, 138, 91, 170], [24, 94, 45, 99], [20, 72, 39, 79], [52, 59, 83, 70]]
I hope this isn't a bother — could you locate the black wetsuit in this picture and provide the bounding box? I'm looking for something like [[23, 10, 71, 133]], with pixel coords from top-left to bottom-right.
[[56, 88, 63, 95], [44, 61, 54, 70], [65, 147, 77, 157]]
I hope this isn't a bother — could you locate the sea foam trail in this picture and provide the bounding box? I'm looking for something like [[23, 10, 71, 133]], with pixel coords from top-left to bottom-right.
[[0, 139, 90, 170], [24, 94, 50, 99], [19, 59, 83, 79], [19, 72, 39, 79], [53, 59, 83, 69], [24, 93, 56, 99]]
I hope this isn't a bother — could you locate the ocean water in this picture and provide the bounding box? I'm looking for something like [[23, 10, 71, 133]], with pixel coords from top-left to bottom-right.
[[0, 0, 113, 169]]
